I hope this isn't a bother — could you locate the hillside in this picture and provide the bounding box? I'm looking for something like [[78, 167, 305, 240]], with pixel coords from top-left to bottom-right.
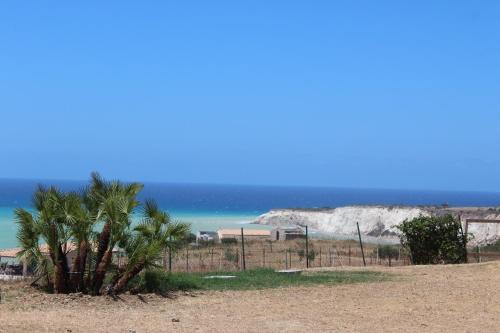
[[253, 206, 500, 244]]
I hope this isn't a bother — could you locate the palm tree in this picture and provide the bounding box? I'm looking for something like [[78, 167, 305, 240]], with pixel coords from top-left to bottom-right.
[[59, 192, 95, 291], [111, 200, 189, 294], [87, 172, 143, 294], [14, 173, 190, 295], [15, 186, 72, 293]]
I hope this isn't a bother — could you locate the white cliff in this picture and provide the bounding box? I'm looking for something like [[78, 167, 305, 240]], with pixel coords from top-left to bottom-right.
[[253, 206, 500, 244]]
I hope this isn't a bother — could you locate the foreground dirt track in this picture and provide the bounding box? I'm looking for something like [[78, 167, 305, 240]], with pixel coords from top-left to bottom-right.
[[1, 262, 499, 333]]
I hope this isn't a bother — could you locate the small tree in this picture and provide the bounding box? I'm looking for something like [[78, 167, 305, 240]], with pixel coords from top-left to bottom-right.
[[376, 245, 399, 260], [396, 214, 467, 265]]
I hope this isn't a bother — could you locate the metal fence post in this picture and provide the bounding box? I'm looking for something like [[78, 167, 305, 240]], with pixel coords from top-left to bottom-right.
[[168, 236, 173, 272], [357, 222, 366, 267], [305, 226, 309, 268], [241, 228, 246, 271]]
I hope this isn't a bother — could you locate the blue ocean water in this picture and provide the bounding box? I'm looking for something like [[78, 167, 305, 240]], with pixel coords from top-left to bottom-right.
[[1, 178, 499, 248]]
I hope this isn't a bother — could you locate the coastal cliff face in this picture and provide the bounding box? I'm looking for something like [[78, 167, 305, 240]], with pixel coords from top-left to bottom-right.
[[253, 206, 500, 244]]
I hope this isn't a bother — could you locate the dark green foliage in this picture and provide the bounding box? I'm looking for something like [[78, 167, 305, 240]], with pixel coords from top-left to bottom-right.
[[127, 268, 387, 293], [223, 248, 239, 263], [197, 239, 216, 247], [482, 240, 500, 252], [396, 214, 467, 265], [14, 173, 190, 295], [184, 233, 197, 244], [221, 238, 237, 245], [297, 248, 316, 262], [128, 269, 199, 294], [376, 245, 399, 259]]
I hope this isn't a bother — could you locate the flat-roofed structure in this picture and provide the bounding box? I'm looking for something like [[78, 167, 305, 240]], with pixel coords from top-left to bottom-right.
[[271, 225, 305, 241], [217, 229, 271, 242]]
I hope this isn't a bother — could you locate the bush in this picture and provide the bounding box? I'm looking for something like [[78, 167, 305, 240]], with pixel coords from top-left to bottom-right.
[[396, 214, 467, 265], [376, 245, 399, 259], [184, 233, 197, 244], [297, 248, 316, 262], [221, 238, 237, 245], [482, 240, 500, 252], [224, 248, 239, 263], [128, 269, 199, 294]]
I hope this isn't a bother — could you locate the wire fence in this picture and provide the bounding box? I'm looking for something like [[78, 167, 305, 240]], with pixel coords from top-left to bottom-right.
[[159, 238, 411, 273]]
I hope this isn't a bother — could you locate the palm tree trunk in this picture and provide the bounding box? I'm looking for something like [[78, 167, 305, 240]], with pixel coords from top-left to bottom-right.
[[53, 245, 69, 293], [78, 242, 88, 291], [92, 223, 112, 294], [111, 262, 144, 294], [95, 223, 111, 269], [70, 241, 88, 292], [93, 248, 112, 294]]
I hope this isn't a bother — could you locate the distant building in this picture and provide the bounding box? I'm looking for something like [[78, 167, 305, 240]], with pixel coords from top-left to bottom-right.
[[217, 229, 271, 242], [271, 225, 305, 241], [196, 231, 219, 243], [0, 243, 77, 277]]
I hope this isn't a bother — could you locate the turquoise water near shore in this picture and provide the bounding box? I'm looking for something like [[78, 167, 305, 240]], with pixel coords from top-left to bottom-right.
[[0, 207, 263, 249], [1, 178, 500, 249]]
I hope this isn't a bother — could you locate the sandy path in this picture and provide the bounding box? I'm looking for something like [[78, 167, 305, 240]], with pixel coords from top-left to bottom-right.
[[1, 262, 499, 333]]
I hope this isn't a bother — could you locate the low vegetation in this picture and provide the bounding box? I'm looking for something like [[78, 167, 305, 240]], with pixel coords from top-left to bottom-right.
[[396, 214, 467, 264], [127, 268, 387, 293]]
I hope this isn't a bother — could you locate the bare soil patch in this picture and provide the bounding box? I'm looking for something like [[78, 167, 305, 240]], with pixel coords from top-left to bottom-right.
[[1, 262, 499, 333]]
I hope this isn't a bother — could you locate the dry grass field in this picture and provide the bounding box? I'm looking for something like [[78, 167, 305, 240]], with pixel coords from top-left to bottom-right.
[[1, 262, 499, 333]]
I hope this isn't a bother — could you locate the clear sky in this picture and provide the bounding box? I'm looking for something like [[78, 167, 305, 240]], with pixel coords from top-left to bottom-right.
[[1, 1, 499, 191]]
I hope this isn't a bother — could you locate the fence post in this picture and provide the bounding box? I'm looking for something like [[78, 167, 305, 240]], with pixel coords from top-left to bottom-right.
[[348, 245, 351, 265], [305, 226, 309, 268], [186, 247, 189, 272], [285, 249, 288, 269], [289, 249, 292, 268], [477, 245, 481, 263], [210, 248, 214, 270], [168, 246, 172, 272], [236, 248, 239, 270], [357, 222, 366, 267], [319, 248, 322, 267], [263, 248, 266, 266], [241, 228, 246, 271], [219, 249, 223, 270], [168, 235, 173, 272]]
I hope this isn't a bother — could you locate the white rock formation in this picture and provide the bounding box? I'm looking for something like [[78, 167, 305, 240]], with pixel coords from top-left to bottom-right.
[[253, 206, 500, 244]]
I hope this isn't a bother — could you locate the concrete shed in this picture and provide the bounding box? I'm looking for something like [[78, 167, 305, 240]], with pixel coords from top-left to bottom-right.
[[217, 229, 271, 242], [271, 225, 305, 241]]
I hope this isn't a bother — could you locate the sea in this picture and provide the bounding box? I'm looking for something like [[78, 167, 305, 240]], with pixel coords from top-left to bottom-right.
[[1, 178, 500, 249]]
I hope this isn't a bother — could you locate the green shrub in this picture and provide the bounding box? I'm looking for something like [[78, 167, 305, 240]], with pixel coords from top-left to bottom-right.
[[128, 269, 199, 294], [297, 248, 316, 262], [221, 238, 237, 245], [224, 248, 239, 263], [482, 240, 500, 252], [184, 233, 197, 244], [197, 239, 216, 247], [396, 214, 467, 265], [376, 245, 399, 259]]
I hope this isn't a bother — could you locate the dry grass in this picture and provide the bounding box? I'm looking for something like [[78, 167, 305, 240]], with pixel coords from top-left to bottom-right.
[[1, 262, 500, 332]]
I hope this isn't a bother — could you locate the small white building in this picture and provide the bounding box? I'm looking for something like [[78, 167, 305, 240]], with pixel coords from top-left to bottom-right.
[[196, 231, 219, 243], [271, 225, 305, 241], [217, 229, 271, 242]]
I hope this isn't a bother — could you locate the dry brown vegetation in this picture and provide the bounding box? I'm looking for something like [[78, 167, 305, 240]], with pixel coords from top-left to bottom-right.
[[167, 239, 407, 272], [1, 261, 500, 332]]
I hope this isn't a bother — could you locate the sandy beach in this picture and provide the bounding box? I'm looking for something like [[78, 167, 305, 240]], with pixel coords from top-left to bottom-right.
[[1, 262, 499, 333]]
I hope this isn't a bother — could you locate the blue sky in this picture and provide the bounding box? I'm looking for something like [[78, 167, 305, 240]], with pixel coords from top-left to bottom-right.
[[1, 1, 499, 191]]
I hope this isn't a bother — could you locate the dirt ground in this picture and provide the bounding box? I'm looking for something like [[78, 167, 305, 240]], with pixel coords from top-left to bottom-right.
[[1, 262, 499, 333]]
